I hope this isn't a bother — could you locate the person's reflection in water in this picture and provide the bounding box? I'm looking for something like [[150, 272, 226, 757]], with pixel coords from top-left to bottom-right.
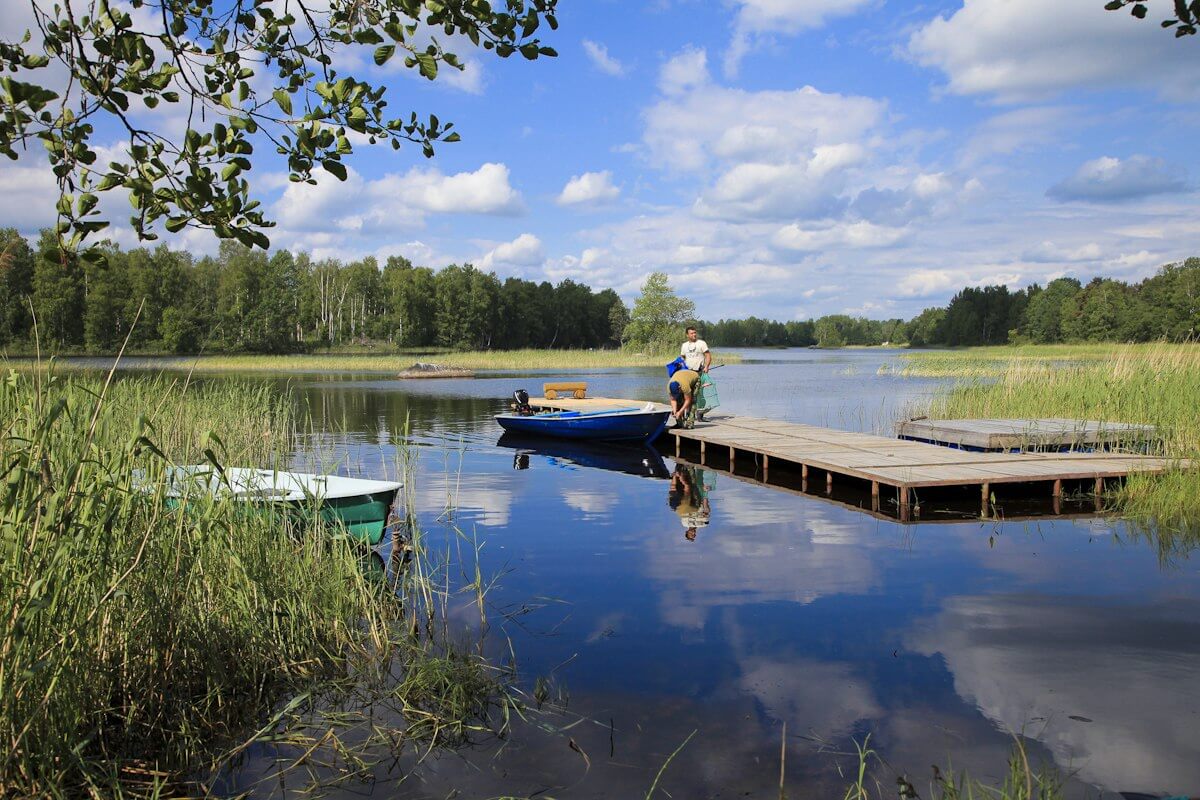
[[669, 462, 712, 541]]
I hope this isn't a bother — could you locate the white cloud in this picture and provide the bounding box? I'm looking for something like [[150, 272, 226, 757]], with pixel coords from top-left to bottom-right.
[[1020, 241, 1103, 263], [646, 49, 885, 173], [772, 221, 908, 252], [557, 171, 621, 206], [908, 0, 1200, 102], [0, 164, 60, 234], [1047, 155, 1190, 203], [896, 266, 1024, 298], [273, 162, 522, 235], [581, 40, 625, 77], [479, 233, 545, 271], [960, 106, 1078, 166], [693, 159, 853, 221], [724, 0, 874, 77], [658, 46, 709, 98]]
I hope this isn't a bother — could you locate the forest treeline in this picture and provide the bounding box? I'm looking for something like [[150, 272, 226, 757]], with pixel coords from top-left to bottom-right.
[[0, 231, 629, 352], [2, 228, 1197, 353], [700, 257, 1200, 348]]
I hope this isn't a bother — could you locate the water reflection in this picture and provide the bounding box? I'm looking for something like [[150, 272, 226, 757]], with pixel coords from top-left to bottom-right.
[[496, 433, 669, 479], [908, 594, 1200, 795], [669, 463, 713, 541]]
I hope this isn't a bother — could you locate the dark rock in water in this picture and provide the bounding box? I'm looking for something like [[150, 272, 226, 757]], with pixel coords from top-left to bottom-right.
[[396, 362, 475, 379]]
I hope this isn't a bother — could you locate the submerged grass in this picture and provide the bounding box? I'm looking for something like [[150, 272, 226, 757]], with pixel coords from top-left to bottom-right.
[[0, 365, 514, 797], [840, 736, 1064, 800], [8, 347, 742, 374], [900, 342, 1200, 548]]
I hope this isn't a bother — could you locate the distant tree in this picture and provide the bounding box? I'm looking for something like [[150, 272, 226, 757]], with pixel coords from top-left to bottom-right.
[[1140, 257, 1200, 339], [785, 319, 816, 347], [596, 289, 629, 348], [0, 229, 35, 345], [1023, 278, 1082, 343], [905, 308, 946, 347], [814, 315, 849, 347], [622, 272, 696, 351], [939, 285, 1015, 346], [83, 244, 130, 350], [31, 230, 84, 347]]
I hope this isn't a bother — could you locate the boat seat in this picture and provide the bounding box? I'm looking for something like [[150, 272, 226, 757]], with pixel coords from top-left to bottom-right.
[[544, 381, 587, 400]]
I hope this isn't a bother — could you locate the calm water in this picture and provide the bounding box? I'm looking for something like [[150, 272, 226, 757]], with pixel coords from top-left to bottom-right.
[[106, 350, 1200, 798]]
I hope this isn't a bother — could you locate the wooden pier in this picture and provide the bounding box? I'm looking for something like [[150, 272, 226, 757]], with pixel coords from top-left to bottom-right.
[[526, 396, 1184, 522], [668, 415, 1179, 521]]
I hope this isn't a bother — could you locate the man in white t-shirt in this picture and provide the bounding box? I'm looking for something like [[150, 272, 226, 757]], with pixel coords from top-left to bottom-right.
[[680, 326, 711, 373]]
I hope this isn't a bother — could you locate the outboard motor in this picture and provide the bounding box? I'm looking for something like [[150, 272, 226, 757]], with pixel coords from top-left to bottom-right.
[[513, 389, 533, 416]]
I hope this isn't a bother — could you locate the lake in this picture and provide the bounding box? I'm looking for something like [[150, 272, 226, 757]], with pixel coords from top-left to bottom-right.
[[109, 348, 1200, 799]]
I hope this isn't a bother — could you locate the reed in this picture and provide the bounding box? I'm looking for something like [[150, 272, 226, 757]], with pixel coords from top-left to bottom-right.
[[0, 367, 512, 797], [901, 343, 1200, 540], [839, 737, 1064, 800], [8, 347, 743, 375]]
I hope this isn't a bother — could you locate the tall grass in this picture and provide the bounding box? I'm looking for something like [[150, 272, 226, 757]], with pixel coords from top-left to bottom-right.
[[0, 367, 512, 797], [903, 343, 1200, 545], [11, 348, 744, 375]]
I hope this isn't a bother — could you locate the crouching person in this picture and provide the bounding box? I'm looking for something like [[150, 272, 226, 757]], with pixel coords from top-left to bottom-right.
[[666, 357, 700, 428]]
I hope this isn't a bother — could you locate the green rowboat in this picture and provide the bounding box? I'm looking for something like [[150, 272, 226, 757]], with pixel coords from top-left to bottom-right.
[[158, 466, 403, 544]]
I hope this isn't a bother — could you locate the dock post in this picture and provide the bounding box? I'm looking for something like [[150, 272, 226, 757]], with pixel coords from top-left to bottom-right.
[[763, 454, 770, 482], [1094, 476, 1104, 512], [826, 471, 833, 494], [1052, 479, 1062, 515], [700, 440, 706, 464], [801, 464, 808, 480], [981, 482, 990, 518], [898, 486, 911, 522], [871, 481, 880, 512], [729, 446, 735, 471], [675, 435, 680, 458]]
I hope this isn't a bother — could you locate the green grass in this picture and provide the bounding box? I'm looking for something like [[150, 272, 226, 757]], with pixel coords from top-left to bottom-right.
[[899, 342, 1200, 545], [882, 342, 1182, 378], [842, 737, 1064, 800], [0, 367, 513, 796], [7, 347, 743, 373]]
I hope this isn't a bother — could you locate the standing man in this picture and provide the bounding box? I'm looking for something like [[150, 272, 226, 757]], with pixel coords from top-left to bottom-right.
[[681, 326, 711, 374]]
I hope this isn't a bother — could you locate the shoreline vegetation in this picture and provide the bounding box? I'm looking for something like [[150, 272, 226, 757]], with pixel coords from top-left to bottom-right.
[[0, 369, 515, 797], [898, 342, 1200, 548], [3, 347, 746, 373]]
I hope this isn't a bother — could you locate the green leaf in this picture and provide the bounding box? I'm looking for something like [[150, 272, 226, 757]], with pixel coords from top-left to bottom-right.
[[374, 44, 396, 65], [273, 88, 292, 116], [321, 159, 347, 180]]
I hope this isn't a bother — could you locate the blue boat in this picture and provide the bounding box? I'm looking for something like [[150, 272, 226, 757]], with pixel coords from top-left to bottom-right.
[[494, 406, 671, 442]]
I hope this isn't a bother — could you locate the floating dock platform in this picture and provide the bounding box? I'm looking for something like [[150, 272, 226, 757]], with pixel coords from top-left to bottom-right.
[[895, 417, 1156, 452], [527, 396, 1182, 522]]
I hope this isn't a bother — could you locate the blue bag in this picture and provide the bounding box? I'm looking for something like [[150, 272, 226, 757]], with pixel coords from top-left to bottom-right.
[[666, 357, 686, 377]]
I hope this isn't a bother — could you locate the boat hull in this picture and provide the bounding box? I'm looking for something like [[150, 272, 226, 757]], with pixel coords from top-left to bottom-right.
[[495, 409, 670, 442], [158, 467, 401, 545]]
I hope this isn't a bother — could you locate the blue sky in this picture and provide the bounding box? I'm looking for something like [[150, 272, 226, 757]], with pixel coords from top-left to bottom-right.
[[4, 0, 1200, 321]]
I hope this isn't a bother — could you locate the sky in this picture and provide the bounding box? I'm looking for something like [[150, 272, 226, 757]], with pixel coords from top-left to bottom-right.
[[3, 0, 1200, 321]]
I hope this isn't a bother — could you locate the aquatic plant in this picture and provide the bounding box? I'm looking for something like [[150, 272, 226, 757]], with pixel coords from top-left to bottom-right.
[[0, 366, 514, 797], [839, 737, 1064, 800], [7, 347, 741, 376], [901, 342, 1200, 546]]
